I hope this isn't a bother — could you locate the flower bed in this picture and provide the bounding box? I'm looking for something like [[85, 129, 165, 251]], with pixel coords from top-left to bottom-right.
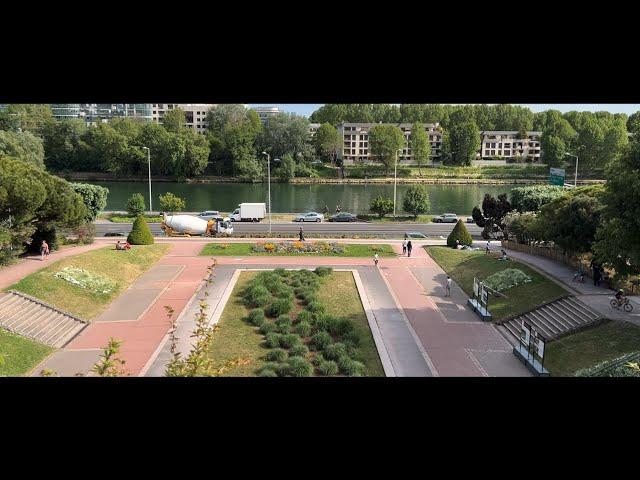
[[53, 266, 116, 294], [252, 241, 345, 255], [483, 268, 532, 292]]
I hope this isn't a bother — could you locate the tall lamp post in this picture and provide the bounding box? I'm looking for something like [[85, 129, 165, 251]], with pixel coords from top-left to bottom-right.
[[564, 146, 584, 187], [141, 146, 152, 213], [393, 148, 402, 217], [261, 151, 272, 234]]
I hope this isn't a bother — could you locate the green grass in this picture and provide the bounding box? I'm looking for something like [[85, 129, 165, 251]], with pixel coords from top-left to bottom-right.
[[545, 320, 640, 377], [207, 270, 384, 376], [0, 329, 53, 376], [7, 244, 169, 320], [425, 246, 568, 321], [108, 215, 164, 223], [199, 243, 395, 257]]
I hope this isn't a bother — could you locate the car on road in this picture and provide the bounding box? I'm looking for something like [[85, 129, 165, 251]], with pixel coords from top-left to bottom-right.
[[405, 231, 428, 239], [104, 232, 127, 237], [294, 212, 324, 222], [197, 210, 222, 221], [432, 213, 459, 223], [328, 212, 357, 222], [466, 217, 475, 223]]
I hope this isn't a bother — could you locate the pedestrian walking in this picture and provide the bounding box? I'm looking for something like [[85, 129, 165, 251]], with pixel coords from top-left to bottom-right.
[[593, 265, 601, 287], [40, 240, 49, 261], [299, 226, 305, 242], [336, 204, 341, 214], [402, 240, 407, 255], [407, 240, 413, 257], [445, 275, 452, 297], [374, 253, 379, 267], [323, 204, 329, 214], [485, 241, 491, 255]]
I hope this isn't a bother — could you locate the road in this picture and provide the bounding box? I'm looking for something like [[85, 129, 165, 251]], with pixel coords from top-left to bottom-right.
[[96, 220, 483, 238]]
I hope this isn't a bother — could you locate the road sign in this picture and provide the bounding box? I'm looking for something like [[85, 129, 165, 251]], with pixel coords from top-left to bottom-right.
[[549, 167, 565, 186]]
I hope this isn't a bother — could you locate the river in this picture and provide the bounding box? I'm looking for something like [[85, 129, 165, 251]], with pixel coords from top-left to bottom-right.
[[91, 181, 517, 215]]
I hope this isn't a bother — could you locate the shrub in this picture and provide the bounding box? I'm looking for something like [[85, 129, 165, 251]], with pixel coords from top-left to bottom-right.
[[370, 195, 394, 218], [244, 285, 270, 308], [323, 342, 347, 361], [127, 215, 154, 245], [273, 268, 287, 277], [267, 298, 293, 317], [287, 357, 313, 377], [265, 333, 282, 349], [314, 266, 333, 277], [258, 368, 278, 377], [280, 333, 303, 349], [73, 223, 96, 245], [338, 356, 365, 376], [247, 308, 265, 327], [403, 185, 431, 219], [259, 322, 277, 335], [317, 360, 339, 376], [275, 315, 293, 334], [296, 310, 313, 324], [275, 363, 291, 377], [265, 348, 288, 362], [311, 331, 332, 351], [158, 192, 186, 214], [326, 317, 354, 337], [126, 193, 146, 217], [447, 219, 473, 248], [342, 330, 361, 347], [295, 321, 312, 337], [289, 344, 309, 358], [313, 354, 326, 367], [306, 301, 326, 316]]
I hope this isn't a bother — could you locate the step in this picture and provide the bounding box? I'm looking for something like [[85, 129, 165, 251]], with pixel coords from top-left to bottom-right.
[[535, 305, 575, 332], [42, 317, 82, 347], [524, 311, 561, 339], [29, 312, 68, 341], [53, 322, 87, 348], [564, 297, 601, 320], [544, 303, 583, 329], [0, 296, 29, 322], [501, 321, 521, 344], [3, 300, 42, 330]]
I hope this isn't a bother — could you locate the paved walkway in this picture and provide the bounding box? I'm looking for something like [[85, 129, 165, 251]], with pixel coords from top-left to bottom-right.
[[501, 246, 640, 325]]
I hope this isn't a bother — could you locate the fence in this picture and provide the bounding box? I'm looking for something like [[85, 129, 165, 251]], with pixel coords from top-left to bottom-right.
[[501, 240, 579, 269]]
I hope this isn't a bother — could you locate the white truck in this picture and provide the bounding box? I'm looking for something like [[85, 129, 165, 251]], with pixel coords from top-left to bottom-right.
[[161, 214, 233, 237], [229, 203, 266, 222]]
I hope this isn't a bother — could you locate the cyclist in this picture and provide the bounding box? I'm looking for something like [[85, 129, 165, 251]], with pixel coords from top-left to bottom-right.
[[615, 288, 625, 305]]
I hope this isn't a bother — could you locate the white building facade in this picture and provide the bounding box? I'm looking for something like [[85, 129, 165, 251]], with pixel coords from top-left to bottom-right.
[[151, 104, 217, 133], [337, 122, 442, 164], [250, 106, 281, 123], [479, 131, 542, 160]]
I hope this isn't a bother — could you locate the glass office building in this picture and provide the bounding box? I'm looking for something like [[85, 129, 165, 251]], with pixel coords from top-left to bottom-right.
[[49, 104, 152, 123]]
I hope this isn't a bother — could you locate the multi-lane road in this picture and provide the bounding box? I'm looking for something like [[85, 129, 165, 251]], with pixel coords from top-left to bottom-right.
[[96, 220, 483, 238]]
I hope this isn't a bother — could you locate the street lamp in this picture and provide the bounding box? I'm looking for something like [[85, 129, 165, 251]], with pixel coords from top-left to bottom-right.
[[393, 148, 403, 217], [261, 151, 272, 235], [141, 146, 152, 213], [564, 146, 584, 187]]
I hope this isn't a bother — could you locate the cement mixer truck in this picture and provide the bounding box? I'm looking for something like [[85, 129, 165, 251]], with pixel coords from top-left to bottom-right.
[[161, 213, 233, 237]]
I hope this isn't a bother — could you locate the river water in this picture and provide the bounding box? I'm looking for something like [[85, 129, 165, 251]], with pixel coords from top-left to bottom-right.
[[92, 181, 516, 215]]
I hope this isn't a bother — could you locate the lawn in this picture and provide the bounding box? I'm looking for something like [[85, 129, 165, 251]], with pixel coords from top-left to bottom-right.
[[207, 269, 384, 376], [426, 246, 568, 321], [200, 242, 395, 257], [0, 329, 53, 376], [545, 320, 640, 377], [108, 214, 164, 223], [7, 244, 169, 320]]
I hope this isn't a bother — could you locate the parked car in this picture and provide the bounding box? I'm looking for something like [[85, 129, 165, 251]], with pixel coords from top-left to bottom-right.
[[466, 217, 475, 223], [329, 212, 357, 222], [197, 210, 222, 221], [104, 232, 127, 237], [405, 231, 428, 239], [294, 212, 324, 222], [432, 213, 459, 223]]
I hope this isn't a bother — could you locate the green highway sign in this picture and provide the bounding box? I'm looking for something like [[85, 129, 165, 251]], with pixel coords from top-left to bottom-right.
[[549, 167, 565, 186]]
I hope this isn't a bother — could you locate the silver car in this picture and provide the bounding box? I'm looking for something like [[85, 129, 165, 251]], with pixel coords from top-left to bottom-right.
[[295, 212, 324, 222], [198, 210, 222, 221], [433, 213, 459, 223]]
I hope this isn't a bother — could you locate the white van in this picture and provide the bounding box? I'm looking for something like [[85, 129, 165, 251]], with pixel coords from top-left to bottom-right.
[[229, 203, 266, 222]]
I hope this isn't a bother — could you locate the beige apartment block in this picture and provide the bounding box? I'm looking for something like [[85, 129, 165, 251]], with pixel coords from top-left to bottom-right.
[[151, 104, 217, 133], [337, 122, 442, 164], [480, 131, 542, 160]]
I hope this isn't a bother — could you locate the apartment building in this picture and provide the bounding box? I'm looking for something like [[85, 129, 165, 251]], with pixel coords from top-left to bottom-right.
[[337, 122, 442, 164], [480, 131, 542, 160], [49, 104, 153, 123], [309, 123, 321, 139], [250, 106, 281, 123], [151, 104, 216, 133]]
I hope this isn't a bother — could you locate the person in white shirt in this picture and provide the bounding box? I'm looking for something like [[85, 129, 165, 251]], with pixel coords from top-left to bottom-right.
[[374, 253, 379, 267], [445, 275, 452, 297]]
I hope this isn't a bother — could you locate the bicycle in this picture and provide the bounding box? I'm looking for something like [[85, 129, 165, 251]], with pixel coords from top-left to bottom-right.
[[573, 269, 585, 283], [610, 297, 634, 313]]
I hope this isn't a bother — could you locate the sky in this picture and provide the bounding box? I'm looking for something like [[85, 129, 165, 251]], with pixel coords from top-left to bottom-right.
[[248, 104, 640, 118]]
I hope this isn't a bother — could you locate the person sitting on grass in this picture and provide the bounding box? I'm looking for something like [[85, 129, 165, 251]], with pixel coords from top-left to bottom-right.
[[115, 240, 125, 251], [500, 249, 508, 261]]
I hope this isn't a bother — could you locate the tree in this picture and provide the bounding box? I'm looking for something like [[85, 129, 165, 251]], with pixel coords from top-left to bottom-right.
[[205, 104, 248, 137], [509, 185, 565, 212], [447, 220, 472, 248], [277, 153, 296, 182], [472, 193, 512, 239], [409, 122, 431, 175], [369, 124, 405, 175], [126, 193, 146, 216], [403, 185, 431, 219], [41, 119, 87, 171], [3, 104, 54, 136], [0, 130, 45, 169], [369, 195, 394, 219], [159, 192, 186, 214], [537, 186, 605, 255], [313, 123, 341, 164], [504, 211, 541, 244], [593, 139, 640, 277], [223, 119, 262, 180], [259, 113, 310, 160], [176, 128, 210, 178], [627, 111, 640, 135], [70, 183, 109, 222], [162, 107, 186, 133], [541, 134, 567, 167], [127, 215, 154, 245], [92, 338, 129, 377], [447, 121, 480, 166]]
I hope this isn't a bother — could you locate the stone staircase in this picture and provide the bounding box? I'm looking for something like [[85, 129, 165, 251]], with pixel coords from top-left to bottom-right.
[[0, 291, 87, 348], [498, 296, 602, 345]]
